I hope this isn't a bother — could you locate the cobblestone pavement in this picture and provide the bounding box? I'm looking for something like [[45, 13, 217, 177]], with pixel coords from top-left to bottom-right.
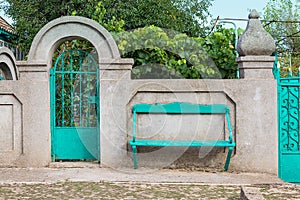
[[0, 182, 300, 199], [0, 165, 299, 199]]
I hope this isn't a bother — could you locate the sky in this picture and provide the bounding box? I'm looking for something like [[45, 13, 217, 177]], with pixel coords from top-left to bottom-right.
[[0, 9, 12, 24], [1, 0, 269, 28], [209, 0, 269, 29]]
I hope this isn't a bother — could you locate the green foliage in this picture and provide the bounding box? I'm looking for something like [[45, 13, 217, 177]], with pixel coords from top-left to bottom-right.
[[277, 52, 300, 77], [52, 40, 95, 65], [53, 50, 98, 127], [263, 0, 300, 75], [52, 2, 124, 62], [102, 0, 212, 37], [114, 26, 238, 79], [264, 0, 300, 52], [2, 0, 212, 52], [2, 0, 238, 79], [2, 0, 98, 51], [88, 2, 125, 32], [201, 27, 241, 79]]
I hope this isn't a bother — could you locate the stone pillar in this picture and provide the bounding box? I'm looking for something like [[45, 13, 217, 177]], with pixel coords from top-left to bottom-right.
[[99, 58, 133, 80], [236, 10, 275, 79], [12, 61, 51, 166], [99, 58, 134, 168], [233, 10, 278, 174], [17, 61, 48, 81]]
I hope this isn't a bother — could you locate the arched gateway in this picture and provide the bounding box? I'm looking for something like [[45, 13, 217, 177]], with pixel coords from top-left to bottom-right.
[[27, 16, 120, 64], [25, 16, 132, 163]]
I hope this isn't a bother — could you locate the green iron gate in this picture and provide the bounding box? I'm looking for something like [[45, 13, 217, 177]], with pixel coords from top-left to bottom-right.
[[274, 54, 300, 182], [50, 50, 100, 161]]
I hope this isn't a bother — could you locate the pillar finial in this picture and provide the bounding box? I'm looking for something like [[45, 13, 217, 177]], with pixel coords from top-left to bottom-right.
[[237, 9, 275, 56]]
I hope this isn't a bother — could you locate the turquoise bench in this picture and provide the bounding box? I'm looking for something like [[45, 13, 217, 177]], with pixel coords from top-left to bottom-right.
[[128, 102, 236, 170]]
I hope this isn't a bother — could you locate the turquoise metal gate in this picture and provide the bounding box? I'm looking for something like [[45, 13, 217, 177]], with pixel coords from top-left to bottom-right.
[[50, 50, 99, 161], [274, 55, 300, 182]]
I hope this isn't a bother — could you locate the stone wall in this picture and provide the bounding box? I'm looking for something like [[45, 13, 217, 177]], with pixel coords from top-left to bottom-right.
[[100, 77, 277, 173], [0, 12, 278, 174], [100, 10, 277, 173], [0, 57, 50, 166]]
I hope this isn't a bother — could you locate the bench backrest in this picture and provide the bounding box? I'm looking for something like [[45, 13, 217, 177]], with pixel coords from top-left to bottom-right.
[[132, 102, 233, 142], [132, 102, 228, 114]]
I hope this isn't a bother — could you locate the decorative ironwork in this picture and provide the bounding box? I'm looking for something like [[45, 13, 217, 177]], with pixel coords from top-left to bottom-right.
[[274, 51, 300, 154], [50, 49, 100, 161], [280, 79, 300, 153], [52, 50, 99, 127], [274, 52, 300, 182]]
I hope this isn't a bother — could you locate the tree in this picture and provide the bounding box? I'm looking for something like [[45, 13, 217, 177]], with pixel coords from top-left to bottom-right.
[[2, 0, 239, 79], [1, 0, 213, 52], [102, 0, 212, 37], [0, 0, 98, 51], [263, 0, 300, 75]]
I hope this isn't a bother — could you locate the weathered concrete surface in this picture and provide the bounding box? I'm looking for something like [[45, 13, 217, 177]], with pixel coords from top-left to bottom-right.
[[1, 165, 298, 200], [237, 10, 275, 56], [0, 166, 284, 184], [236, 10, 275, 79], [101, 78, 277, 174], [0, 16, 133, 167], [237, 56, 275, 79], [0, 92, 22, 165], [0, 47, 18, 80], [0, 15, 278, 176], [240, 187, 266, 200], [0, 73, 50, 167], [27, 16, 120, 63]]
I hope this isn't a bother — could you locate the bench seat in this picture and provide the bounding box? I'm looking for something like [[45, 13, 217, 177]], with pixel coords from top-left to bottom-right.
[[129, 139, 236, 147], [128, 102, 235, 170]]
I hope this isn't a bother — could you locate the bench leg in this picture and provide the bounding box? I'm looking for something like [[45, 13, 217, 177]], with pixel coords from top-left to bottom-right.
[[224, 147, 233, 171], [132, 145, 138, 169]]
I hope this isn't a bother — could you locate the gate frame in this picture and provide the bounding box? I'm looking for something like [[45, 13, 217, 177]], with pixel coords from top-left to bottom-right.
[[274, 52, 300, 182], [50, 49, 100, 161]]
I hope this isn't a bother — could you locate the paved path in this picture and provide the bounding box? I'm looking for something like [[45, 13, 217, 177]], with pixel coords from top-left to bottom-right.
[[0, 165, 283, 185], [1, 164, 300, 199]]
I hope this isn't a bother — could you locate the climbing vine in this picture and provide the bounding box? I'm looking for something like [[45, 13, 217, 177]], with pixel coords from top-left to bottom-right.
[[113, 26, 239, 79]]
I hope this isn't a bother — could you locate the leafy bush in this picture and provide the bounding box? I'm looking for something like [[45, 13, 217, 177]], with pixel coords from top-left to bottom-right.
[[113, 26, 238, 79], [69, 3, 239, 79]]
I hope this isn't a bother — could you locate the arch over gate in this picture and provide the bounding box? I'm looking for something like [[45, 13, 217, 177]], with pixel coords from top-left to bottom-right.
[[25, 16, 124, 163], [27, 16, 120, 66], [0, 47, 18, 80], [17, 16, 132, 166]]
